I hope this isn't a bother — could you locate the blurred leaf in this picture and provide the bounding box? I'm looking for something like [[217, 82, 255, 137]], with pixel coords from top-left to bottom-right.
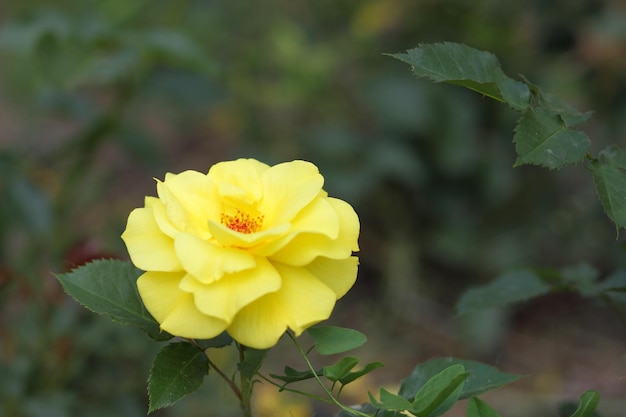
[[569, 390, 600, 417], [147, 342, 208, 413], [466, 397, 502, 417], [560, 263, 600, 296], [588, 146, 626, 231], [390, 42, 530, 110], [338, 403, 403, 417], [322, 356, 359, 382], [237, 348, 267, 379], [399, 358, 523, 401], [307, 326, 367, 355], [55, 259, 172, 341], [7, 174, 52, 235], [457, 270, 551, 315], [410, 364, 468, 417], [513, 105, 590, 169]]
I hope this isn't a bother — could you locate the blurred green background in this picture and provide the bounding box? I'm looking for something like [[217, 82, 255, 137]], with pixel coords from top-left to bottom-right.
[[1, 1, 626, 416]]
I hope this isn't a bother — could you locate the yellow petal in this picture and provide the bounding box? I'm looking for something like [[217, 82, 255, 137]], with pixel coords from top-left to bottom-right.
[[174, 233, 256, 283], [209, 159, 268, 206], [267, 197, 359, 266], [250, 195, 339, 257], [305, 256, 359, 299], [227, 263, 336, 349], [157, 170, 219, 238], [259, 160, 324, 226], [121, 207, 182, 271], [183, 257, 281, 323], [151, 199, 180, 238], [137, 271, 227, 339]]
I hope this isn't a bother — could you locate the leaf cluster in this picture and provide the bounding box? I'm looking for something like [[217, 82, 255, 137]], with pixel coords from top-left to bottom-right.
[[391, 42, 626, 232]]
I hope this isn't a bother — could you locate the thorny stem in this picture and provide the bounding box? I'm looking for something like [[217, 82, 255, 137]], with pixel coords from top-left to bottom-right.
[[287, 332, 371, 417]]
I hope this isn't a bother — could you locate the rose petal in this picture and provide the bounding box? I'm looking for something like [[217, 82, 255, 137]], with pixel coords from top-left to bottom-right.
[[174, 233, 256, 283], [209, 159, 268, 207], [137, 271, 227, 339], [207, 220, 290, 248], [227, 263, 336, 349], [305, 256, 359, 299], [121, 206, 182, 271], [182, 257, 281, 323], [259, 160, 324, 226]]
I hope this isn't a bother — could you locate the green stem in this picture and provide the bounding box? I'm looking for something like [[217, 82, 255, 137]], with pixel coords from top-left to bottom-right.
[[287, 332, 372, 417], [256, 372, 334, 404], [238, 345, 254, 417]]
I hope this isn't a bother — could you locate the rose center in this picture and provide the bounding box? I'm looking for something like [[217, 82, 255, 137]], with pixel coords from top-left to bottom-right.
[[220, 210, 264, 234]]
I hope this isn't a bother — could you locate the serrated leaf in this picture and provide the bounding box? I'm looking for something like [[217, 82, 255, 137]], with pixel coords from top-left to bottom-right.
[[513, 106, 590, 169], [390, 42, 530, 110], [457, 270, 551, 315], [307, 326, 367, 355], [570, 390, 600, 417], [55, 259, 172, 341], [588, 146, 626, 231], [399, 358, 523, 401], [466, 397, 502, 417], [323, 356, 359, 382], [148, 342, 208, 413], [411, 364, 468, 417]]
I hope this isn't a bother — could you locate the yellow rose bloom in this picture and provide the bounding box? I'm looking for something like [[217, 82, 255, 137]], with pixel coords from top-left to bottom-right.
[[121, 159, 359, 349]]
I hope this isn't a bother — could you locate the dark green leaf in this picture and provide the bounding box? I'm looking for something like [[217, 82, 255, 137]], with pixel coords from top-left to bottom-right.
[[339, 403, 403, 417], [390, 42, 530, 110], [238, 348, 267, 379], [399, 358, 523, 401], [513, 106, 590, 169], [570, 390, 600, 417], [269, 366, 321, 385], [410, 364, 468, 417], [588, 146, 626, 231], [466, 397, 502, 417], [457, 270, 551, 315], [148, 342, 208, 413], [338, 361, 385, 385], [307, 326, 367, 355], [322, 356, 359, 382], [194, 332, 233, 349], [55, 259, 172, 341]]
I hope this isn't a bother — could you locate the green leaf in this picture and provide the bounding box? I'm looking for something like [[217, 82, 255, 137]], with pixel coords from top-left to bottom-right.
[[390, 42, 530, 110], [399, 358, 523, 401], [588, 146, 626, 231], [148, 342, 208, 413], [306, 326, 367, 355], [570, 390, 600, 417], [457, 270, 551, 315], [371, 388, 413, 411], [323, 356, 359, 382], [269, 366, 321, 385], [513, 105, 590, 169], [560, 263, 600, 297], [466, 397, 502, 417], [410, 364, 468, 417], [337, 361, 385, 385], [55, 259, 171, 341], [238, 348, 267, 379]]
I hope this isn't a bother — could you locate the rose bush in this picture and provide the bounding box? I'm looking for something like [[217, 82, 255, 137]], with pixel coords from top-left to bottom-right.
[[121, 158, 359, 349]]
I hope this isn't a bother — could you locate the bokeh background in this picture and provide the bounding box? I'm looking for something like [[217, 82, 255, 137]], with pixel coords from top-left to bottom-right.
[[1, 1, 626, 416]]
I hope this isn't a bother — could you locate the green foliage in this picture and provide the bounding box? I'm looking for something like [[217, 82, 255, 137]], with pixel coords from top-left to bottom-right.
[[55, 259, 172, 341], [306, 326, 367, 355], [466, 397, 502, 417], [398, 358, 523, 401], [147, 342, 209, 413], [569, 390, 601, 417], [237, 348, 268, 379], [390, 42, 626, 234]]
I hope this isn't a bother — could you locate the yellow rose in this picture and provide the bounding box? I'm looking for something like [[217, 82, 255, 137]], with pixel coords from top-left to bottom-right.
[[121, 159, 359, 349]]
